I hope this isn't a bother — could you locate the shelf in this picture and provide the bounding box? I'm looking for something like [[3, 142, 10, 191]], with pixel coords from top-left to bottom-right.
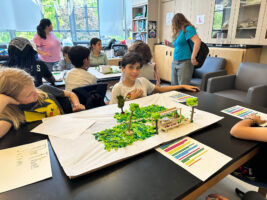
[[212, 28, 229, 31], [240, 3, 261, 7], [133, 17, 147, 21], [214, 7, 231, 12], [133, 31, 147, 33], [236, 27, 257, 30]]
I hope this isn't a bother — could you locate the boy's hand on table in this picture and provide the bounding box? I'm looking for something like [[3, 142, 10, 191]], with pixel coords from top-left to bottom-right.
[[182, 85, 200, 92], [245, 114, 266, 125], [206, 194, 229, 200], [72, 103, 85, 112]]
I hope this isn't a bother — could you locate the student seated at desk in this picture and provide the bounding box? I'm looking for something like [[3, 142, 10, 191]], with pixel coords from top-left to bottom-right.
[[230, 114, 267, 181], [53, 46, 74, 71], [89, 38, 108, 67], [65, 46, 97, 91], [0, 68, 85, 138], [127, 41, 160, 86], [109, 52, 199, 104], [5, 37, 55, 87]]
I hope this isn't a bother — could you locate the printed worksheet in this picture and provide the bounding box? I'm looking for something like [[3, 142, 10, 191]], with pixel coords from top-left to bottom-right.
[[221, 105, 267, 127], [156, 137, 232, 181], [0, 140, 52, 193], [170, 92, 197, 103]]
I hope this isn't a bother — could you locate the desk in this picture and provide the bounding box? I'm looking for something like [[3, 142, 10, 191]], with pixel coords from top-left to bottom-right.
[[88, 67, 121, 84], [0, 92, 265, 200], [108, 57, 122, 66]]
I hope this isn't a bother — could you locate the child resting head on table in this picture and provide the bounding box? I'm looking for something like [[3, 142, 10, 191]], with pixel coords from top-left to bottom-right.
[[109, 52, 199, 104], [0, 67, 85, 138]]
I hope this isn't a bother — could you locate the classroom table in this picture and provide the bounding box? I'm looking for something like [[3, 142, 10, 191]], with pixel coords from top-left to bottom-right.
[[88, 66, 121, 83], [0, 91, 265, 200]]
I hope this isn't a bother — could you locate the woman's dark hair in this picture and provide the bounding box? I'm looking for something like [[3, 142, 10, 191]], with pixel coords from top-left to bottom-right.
[[121, 52, 143, 69], [37, 18, 52, 39], [129, 42, 152, 64], [89, 37, 101, 52], [68, 46, 90, 68]]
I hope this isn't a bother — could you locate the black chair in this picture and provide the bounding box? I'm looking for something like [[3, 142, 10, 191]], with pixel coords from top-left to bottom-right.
[[55, 96, 73, 114], [72, 83, 108, 109]]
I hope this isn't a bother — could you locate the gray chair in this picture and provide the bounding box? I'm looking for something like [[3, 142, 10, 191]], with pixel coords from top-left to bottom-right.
[[190, 57, 226, 91], [207, 62, 267, 108]]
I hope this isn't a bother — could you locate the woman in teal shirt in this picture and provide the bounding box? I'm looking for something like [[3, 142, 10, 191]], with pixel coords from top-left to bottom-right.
[[165, 13, 201, 85], [89, 38, 108, 67]]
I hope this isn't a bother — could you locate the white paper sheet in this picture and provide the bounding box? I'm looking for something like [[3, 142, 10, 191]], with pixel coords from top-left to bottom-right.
[[221, 105, 267, 127], [0, 140, 52, 193], [31, 115, 96, 140], [49, 93, 224, 178], [156, 137, 232, 181]]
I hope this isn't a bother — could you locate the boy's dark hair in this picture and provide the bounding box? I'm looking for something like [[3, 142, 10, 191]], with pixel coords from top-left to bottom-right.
[[121, 52, 143, 68], [129, 42, 152, 64], [68, 46, 90, 68], [62, 46, 71, 55]]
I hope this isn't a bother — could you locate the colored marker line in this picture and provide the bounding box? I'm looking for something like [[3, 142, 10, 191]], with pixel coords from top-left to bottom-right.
[[164, 139, 188, 152], [239, 110, 253, 118], [225, 106, 240, 112], [181, 148, 204, 163], [160, 140, 178, 150], [185, 150, 208, 165], [188, 158, 202, 167], [175, 145, 198, 159], [177, 96, 190, 100], [234, 109, 248, 116], [179, 147, 200, 160], [171, 142, 194, 156], [231, 108, 244, 114], [169, 141, 191, 155]]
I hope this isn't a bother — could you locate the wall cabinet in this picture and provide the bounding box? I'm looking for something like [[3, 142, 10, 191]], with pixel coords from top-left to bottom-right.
[[259, 3, 267, 45], [154, 45, 173, 82], [208, 47, 262, 74], [208, 0, 267, 45]]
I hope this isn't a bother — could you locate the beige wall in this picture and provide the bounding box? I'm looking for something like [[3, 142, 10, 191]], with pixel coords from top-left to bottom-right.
[[260, 46, 267, 64]]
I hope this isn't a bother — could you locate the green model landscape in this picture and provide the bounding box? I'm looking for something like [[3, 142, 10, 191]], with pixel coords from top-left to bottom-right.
[[93, 104, 188, 151]]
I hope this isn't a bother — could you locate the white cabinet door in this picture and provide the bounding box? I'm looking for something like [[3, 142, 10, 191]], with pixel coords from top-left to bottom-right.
[[259, 2, 267, 45], [230, 0, 266, 45]]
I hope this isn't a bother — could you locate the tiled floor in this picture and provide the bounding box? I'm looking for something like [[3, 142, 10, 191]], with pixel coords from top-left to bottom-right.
[[107, 81, 259, 199]]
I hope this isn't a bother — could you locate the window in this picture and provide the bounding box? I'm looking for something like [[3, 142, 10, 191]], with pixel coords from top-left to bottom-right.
[[0, 32, 10, 43]]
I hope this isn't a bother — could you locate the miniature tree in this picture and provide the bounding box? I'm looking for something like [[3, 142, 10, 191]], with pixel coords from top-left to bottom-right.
[[126, 103, 139, 135], [186, 98, 198, 122], [151, 113, 160, 134], [117, 95, 125, 114]]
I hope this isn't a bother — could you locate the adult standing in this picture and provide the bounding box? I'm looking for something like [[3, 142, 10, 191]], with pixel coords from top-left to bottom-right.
[[33, 18, 61, 71], [89, 38, 108, 67], [165, 13, 201, 85]]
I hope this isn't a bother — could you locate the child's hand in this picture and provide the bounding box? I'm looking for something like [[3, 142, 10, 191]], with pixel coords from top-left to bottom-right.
[[72, 103, 85, 112], [130, 89, 143, 100], [182, 85, 200, 92], [245, 114, 266, 125], [0, 94, 19, 105], [206, 194, 229, 200]]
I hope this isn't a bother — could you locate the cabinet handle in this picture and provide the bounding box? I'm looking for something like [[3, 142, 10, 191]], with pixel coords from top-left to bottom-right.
[[170, 51, 172, 56], [166, 51, 168, 56], [215, 55, 218, 57]]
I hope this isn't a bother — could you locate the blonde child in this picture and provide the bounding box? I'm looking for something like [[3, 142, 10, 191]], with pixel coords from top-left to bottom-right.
[[0, 68, 85, 138], [109, 52, 199, 104]]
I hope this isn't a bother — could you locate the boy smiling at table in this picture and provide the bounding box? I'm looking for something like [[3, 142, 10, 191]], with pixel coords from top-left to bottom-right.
[[109, 52, 199, 104]]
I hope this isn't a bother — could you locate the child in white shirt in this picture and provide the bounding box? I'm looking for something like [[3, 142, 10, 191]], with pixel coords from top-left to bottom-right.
[[65, 46, 97, 91], [109, 52, 199, 104]]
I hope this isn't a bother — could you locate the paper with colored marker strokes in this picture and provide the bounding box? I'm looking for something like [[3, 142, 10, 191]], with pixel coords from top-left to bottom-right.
[[156, 137, 232, 181], [221, 105, 267, 127], [169, 92, 197, 103]]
